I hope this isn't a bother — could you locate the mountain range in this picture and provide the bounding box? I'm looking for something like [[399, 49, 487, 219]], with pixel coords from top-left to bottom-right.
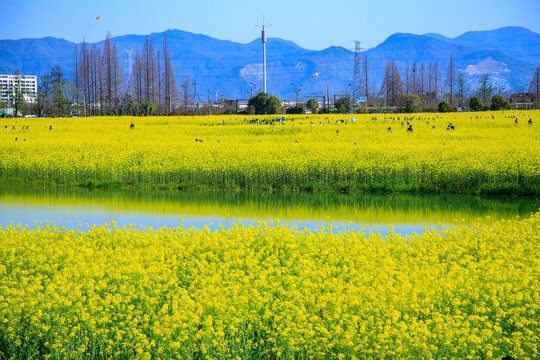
[[0, 26, 538, 101]]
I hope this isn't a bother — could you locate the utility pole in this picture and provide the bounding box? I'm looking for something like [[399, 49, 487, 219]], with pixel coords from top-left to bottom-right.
[[364, 55, 369, 107], [83, 91, 87, 117], [181, 81, 188, 107], [326, 84, 330, 110], [192, 81, 199, 110], [256, 17, 272, 94]]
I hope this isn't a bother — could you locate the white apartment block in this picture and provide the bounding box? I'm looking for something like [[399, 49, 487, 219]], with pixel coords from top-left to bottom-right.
[[0, 74, 38, 104]]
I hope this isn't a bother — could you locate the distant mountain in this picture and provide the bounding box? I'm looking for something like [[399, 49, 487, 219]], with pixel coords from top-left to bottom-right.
[[453, 26, 540, 65], [366, 32, 536, 93], [0, 26, 538, 100], [425, 26, 540, 67], [422, 33, 453, 42], [0, 37, 75, 76]]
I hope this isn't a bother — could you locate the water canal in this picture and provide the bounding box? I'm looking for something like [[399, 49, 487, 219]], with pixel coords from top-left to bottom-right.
[[1, 186, 537, 235]]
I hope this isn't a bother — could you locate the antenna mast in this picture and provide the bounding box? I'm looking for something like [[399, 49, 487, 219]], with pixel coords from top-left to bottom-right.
[[256, 16, 272, 94]]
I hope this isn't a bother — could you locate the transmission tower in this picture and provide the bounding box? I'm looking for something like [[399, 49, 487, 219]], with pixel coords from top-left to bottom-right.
[[351, 41, 363, 105], [256, 17, 272, 94], [123, 47, 135, 80]]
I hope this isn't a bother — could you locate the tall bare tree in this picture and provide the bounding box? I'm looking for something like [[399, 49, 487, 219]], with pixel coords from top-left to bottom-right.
[[111, 44, 123, 109], [411, 61, 418, 95], [427, 60, 433, 95], [419, 63, 426, 96], [78, 39, 90, 114], [93, 45, 103, 115], [445, 54, 455, 105], [163, 33, 179, 114], [9, 71, 28, 117], [156, 50, 162, 111], [529, 66, 540, 100], [131, 52, 144, 105], [142, 36, 156, 103], [405, 61, 410, 94], [457, 72, 467, 108], [180, 75, 192, 107], [73, 44, 79, 109], [432, 61, 441, 99], [380, 60, 404, 106], [102, 31, 114, 113]]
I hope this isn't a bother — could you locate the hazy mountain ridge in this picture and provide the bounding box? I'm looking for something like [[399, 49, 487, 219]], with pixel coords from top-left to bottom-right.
[[0, 26, 538, 100]]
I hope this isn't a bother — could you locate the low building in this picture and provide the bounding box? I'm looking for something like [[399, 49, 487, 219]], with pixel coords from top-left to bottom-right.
[[0, 74, 38, 104]]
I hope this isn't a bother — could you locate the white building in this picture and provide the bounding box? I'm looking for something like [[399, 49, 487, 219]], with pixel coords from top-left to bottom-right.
[[0, 74, 38, 104]]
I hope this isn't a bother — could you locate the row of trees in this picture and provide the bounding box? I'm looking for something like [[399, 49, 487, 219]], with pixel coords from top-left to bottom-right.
[[244, 63, 539, 115], [381, 59, 444, 106], [438, 94, 511, 113], [378, 59, 540, 111], [74, 32, 180, 116], [244, 92, 513, 115]]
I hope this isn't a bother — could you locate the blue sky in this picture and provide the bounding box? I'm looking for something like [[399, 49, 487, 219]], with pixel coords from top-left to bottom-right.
[[1, 0, 539, 50]]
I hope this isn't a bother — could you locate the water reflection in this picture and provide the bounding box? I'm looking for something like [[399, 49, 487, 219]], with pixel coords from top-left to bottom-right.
[[1, 186, 538, 235]]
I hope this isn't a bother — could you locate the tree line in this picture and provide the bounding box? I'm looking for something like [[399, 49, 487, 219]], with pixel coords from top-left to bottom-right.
[[378, 58, 540, 112], [74, 32, 180, 116], [0, 32, 184, 117]]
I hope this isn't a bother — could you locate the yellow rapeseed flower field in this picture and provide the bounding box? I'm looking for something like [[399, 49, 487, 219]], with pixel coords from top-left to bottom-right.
[[0, 212, 538, 359], [0, 110, 539, 194]]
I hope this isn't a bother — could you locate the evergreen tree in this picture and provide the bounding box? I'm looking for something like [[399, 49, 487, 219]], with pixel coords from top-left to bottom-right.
[[491, 95, 510, 110], [469, 97, 483, 111]]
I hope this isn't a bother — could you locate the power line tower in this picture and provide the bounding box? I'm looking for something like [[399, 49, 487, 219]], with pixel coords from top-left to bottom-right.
[[351, 41, 363, 106], [123, 47, 135, 82]]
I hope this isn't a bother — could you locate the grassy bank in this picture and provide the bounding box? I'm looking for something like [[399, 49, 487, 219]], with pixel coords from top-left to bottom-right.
[[2, 184, 538, 226], [1, 176, 538, 196], [1, 111, 539, 196]]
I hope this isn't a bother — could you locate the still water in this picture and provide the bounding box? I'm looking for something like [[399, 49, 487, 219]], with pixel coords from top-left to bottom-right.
[[1, 186, 538, 235]]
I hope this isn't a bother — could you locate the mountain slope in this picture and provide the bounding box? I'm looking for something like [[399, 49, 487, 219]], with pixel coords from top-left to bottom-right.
[[0, 27, 538, 100], [364, 32, 535, 93], [425, 26, 540, 66], [0, 37, 75, 76]]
